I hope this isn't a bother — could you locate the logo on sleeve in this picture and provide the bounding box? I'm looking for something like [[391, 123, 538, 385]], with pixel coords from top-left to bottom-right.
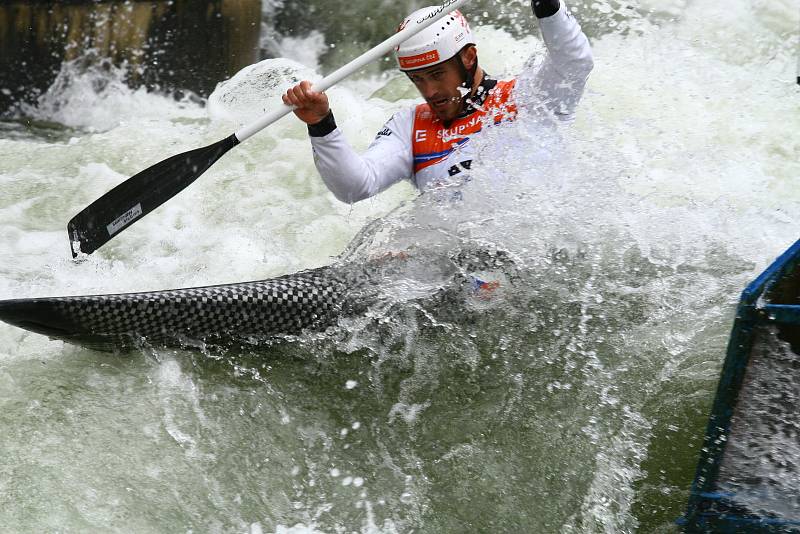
[[376, 128, 392, 139]]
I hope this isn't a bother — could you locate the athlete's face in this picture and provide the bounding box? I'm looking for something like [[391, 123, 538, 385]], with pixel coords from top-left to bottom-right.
[[407, 48, 477, 122]]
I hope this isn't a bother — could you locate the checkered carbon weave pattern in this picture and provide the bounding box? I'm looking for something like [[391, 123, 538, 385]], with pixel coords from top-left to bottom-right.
[[0, 246, 514, 350], [52, 267, 346, 343]]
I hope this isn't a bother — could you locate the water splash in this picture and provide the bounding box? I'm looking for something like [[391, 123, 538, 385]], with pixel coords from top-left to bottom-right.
[[15, 54, 205, 132], [0, 1, 799, 532]]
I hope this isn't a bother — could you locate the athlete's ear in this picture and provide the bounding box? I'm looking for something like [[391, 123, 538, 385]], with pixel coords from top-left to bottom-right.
[[460, 46, 478, 70]]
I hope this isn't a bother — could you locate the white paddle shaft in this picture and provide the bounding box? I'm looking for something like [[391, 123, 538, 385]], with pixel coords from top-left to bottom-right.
[[234, 0, 471, 143]]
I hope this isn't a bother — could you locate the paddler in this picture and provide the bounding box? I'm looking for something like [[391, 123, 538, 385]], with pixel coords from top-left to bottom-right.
[[282, 0, 593, 203]]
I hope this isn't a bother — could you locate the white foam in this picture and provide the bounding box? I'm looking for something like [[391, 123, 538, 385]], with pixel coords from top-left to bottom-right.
[[472, 25, 542, 78], [19, 58, 205, 132], [272, 525, 326, 534], [1, 4, 799, 531], [277, 32, 329, 73]]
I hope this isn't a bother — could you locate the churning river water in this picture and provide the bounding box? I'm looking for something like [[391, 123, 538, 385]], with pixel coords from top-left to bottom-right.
[[0, 0, 798, 531]]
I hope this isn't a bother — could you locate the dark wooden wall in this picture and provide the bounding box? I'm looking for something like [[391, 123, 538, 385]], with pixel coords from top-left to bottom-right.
[[0, 0, 261, 114]]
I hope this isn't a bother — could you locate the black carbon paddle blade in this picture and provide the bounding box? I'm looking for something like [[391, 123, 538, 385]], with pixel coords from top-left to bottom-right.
[[67, 133, 239, 258]]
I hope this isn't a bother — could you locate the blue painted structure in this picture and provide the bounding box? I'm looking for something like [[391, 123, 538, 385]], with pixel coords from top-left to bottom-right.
[[680, 239, 800, 532]]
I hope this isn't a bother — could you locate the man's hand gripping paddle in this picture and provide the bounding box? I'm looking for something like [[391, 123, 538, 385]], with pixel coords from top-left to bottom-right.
[[67, 0, 471, 258]]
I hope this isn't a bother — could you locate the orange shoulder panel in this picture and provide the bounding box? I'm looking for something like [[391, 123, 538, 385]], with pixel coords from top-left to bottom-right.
[[412, 79, 518, 173]]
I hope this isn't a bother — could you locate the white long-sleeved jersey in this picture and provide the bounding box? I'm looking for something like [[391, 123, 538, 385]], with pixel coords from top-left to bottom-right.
[[308, 1, 593, 203]]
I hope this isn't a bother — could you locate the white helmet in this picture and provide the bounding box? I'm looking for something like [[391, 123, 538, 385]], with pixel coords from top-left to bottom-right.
[[395, 7, 476, 72]]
